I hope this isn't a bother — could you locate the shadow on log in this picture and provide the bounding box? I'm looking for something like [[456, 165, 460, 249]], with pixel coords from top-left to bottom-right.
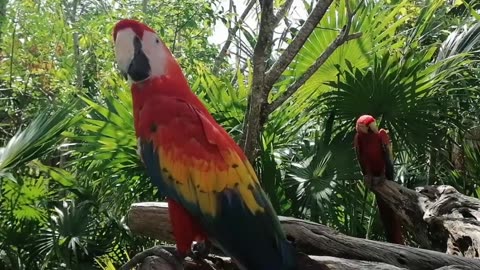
[[125, 200, 480, 270]]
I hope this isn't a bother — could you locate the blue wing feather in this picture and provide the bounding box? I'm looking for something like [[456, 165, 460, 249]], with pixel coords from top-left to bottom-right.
[[140, 140, 296, 270]]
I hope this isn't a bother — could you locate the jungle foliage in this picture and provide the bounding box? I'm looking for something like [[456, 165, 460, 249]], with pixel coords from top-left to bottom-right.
[[1, 0, 480, 269]]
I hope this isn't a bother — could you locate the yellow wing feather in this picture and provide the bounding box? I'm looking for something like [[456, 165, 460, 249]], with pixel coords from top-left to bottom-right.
[[157, 143, 264, 217]]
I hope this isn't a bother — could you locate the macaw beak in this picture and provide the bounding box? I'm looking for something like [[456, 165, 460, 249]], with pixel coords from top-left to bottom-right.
[[127, 36, 151, 82], [114, 30, 151, 82], [368, 122, 379, 133], [356, 121, 379, 134]]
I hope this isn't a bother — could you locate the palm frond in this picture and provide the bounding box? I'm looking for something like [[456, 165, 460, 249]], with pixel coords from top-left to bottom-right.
[[0, 100, 82, 173]]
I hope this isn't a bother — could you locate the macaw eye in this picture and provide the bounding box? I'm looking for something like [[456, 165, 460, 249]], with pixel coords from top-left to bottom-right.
[[155, 38, 159, 44]]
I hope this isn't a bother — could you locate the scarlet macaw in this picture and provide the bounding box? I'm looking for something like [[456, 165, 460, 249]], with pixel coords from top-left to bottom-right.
[[354, 115, 404, 245], [112, 19, 296, 270]]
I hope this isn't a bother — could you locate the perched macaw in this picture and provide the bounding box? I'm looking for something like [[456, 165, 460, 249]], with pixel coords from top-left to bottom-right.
[[112, 19, 296, 270], [354, 115, 404, 245]]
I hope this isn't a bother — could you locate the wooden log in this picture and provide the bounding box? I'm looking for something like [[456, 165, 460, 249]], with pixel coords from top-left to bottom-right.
[[130, 252, 407, 270], [126, 202, 480, 270], [308, 256, 407, 270], [133, 254, 472, 270], [416, 185, 480, 258], [370, 179, 480, 257], [369, 179, 431, 248]]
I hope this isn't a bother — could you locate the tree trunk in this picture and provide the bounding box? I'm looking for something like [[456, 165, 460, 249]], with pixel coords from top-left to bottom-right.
[[239, 0, 361, 164]]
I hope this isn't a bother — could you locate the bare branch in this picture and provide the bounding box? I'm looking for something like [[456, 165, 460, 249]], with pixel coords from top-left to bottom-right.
[[273, 0, 294, 27], [213, 0, 256, 72], [263, 0, 333, 89], [265, 4, 362, 115]]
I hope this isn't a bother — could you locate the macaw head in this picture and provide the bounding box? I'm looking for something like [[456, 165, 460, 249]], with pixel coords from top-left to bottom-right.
[[113, 19, 177, 83], [355, 115, 379, 134]]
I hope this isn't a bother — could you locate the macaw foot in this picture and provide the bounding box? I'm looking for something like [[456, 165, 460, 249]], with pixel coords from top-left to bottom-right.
[[191, 240, 211, 260], [118, 245, 183, 270], [183, 241, 217, 269]]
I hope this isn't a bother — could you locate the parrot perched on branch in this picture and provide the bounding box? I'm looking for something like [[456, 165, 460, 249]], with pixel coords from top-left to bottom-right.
[[112, 19, 296, 270], [354, 115, 405, 245]]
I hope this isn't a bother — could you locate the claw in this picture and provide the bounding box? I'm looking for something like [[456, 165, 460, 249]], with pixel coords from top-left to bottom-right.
[[191, 241, 211, 260]]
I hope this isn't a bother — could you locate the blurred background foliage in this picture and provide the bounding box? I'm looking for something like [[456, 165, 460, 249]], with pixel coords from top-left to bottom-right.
[[1, 0, 480, 269]]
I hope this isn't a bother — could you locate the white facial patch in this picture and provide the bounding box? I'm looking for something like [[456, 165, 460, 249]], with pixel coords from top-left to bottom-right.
[[141, 31, 167, 77], [114, 28, 137, 73]]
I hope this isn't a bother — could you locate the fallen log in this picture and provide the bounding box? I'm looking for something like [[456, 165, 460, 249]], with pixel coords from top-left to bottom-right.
[[135, 254, 408, 270], [126, 202, 480, 270], [371, 180, 480, 257], [124, 246, 407, 270], [416, 185, 480, 257]]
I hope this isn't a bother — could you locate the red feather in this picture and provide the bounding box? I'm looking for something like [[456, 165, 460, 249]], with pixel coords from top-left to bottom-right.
[[168, 199, 206, 254]]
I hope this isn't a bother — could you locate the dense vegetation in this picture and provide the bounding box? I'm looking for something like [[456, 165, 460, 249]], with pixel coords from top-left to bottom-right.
[[1, 0, 480, 269]]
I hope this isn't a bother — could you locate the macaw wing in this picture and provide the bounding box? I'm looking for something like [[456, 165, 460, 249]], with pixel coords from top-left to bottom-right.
[[353, 133, 367, 176], [379, 129, 394, 180], [137, 96, 292, 269]]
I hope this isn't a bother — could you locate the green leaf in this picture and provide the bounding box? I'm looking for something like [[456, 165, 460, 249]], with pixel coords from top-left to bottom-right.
[[0, 100, 83, 173]]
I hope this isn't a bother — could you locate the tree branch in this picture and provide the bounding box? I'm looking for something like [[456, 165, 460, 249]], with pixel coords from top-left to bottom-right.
[[265, 3, 362, 115], [263, 0, 333, 89], [213, 0, 256, 72], [273, 0, 294, 27], [239, 0, 275, 162], [251, 0, 275, 81]]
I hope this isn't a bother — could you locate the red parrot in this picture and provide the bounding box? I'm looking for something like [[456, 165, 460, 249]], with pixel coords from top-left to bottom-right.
[[354, 115, 404, 245], [112, 19, 296, 270]]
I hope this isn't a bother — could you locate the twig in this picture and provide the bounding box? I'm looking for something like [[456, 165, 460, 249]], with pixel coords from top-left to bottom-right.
[[264, 2, 362, 116], [263, 0, 333, 89], [213, 0, 256, 72], [273, 0, 294, 27], [9, 14, 16, 90]]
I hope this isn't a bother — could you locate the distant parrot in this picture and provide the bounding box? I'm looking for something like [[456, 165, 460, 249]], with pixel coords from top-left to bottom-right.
[[354, 115, 404, 245], [112, 19, 296, 270]]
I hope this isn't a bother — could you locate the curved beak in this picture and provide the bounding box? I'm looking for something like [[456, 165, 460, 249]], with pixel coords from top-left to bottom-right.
[[356, 121, 379, 134], [368, 122, 379, 133], [127, 37, 150, 81], [114, 30, 151, 82]]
